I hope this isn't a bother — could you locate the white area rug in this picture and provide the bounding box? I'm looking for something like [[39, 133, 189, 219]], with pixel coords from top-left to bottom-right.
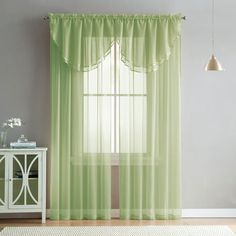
[[0, 225, 235, 236]]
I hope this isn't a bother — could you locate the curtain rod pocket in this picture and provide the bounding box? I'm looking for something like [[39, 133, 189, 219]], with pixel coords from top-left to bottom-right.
[[43, 15, 186, 20]]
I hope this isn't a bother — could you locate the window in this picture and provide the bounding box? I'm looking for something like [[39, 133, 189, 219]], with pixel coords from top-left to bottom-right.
[[83, 43, 147, 155]]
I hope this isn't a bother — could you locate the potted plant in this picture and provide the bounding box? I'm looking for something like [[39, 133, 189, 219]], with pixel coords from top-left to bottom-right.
[[0, 118, 23, 148]]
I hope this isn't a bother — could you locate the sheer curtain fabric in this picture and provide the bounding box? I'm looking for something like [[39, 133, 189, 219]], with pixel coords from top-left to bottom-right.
[[50, 14, 182, 220]]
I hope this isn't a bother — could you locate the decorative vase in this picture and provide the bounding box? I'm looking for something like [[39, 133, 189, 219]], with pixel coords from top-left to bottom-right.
[[0, 130, 7, 148]]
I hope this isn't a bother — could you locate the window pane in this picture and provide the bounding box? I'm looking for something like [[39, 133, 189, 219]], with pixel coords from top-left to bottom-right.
[[118, 58, 146, 95], [119, 96, 147, 153], [84, 96, 114, 153], [84, 46, 114, 94]]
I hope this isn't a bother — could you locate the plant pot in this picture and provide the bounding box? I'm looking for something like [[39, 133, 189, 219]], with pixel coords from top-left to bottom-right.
[[0, 130, 7, 148]]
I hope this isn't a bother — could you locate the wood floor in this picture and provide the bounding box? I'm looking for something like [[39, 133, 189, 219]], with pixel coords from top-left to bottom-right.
[[0, 218, 236, 232]]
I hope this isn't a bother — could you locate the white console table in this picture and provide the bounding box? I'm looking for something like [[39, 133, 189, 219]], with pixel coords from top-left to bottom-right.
[[0, 148, 47, 223]]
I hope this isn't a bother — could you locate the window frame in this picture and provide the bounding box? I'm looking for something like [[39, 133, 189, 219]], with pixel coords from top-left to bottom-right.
[[83, 42, 148, 160]]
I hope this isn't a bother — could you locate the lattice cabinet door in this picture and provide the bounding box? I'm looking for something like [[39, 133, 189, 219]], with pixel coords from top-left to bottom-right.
[[0, 148, 47, 223], [0, 154, 8, 209], [8, 153, 41, 209]]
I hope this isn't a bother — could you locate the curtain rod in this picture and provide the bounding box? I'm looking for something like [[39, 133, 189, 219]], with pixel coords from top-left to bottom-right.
[[43, 15, 186, 20]]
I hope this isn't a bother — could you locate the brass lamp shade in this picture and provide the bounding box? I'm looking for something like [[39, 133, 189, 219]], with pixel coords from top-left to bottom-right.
[[205, 54, 223, 71]]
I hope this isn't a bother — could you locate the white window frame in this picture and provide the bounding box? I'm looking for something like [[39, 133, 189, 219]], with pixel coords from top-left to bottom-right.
[[83, 42, 147, 164]]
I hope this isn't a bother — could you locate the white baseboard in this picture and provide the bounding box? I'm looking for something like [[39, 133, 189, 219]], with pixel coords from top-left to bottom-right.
[[182, 209, 236, 218], [111, 209, 236, 218], [112, 209, 120, 218], [45, 209, 236, 219], [2, 209, 236, 219]]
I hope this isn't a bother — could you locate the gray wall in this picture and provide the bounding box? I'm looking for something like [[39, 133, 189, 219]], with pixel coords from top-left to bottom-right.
[[0, 0, 236, 210]]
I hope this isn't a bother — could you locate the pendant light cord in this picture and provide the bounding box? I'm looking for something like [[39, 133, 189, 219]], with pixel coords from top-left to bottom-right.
[[212, 0, 215, 54]]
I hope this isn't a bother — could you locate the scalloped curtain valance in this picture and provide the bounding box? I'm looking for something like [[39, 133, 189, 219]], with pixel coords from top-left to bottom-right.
[[49, 14, 182, 72]]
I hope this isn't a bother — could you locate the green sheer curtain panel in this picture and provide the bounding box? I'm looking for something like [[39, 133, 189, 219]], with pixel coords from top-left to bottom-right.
[[119, 39, 181, 220], [50, 36, 112, 220], [50, 14, 182, 220]]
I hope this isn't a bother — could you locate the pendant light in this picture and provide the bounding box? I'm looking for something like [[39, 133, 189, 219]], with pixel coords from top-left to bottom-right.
[[205, 0, 223, 71]]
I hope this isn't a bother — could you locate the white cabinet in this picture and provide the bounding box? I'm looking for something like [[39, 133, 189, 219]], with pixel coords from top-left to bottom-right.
[[0, 148, 47, 223]]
